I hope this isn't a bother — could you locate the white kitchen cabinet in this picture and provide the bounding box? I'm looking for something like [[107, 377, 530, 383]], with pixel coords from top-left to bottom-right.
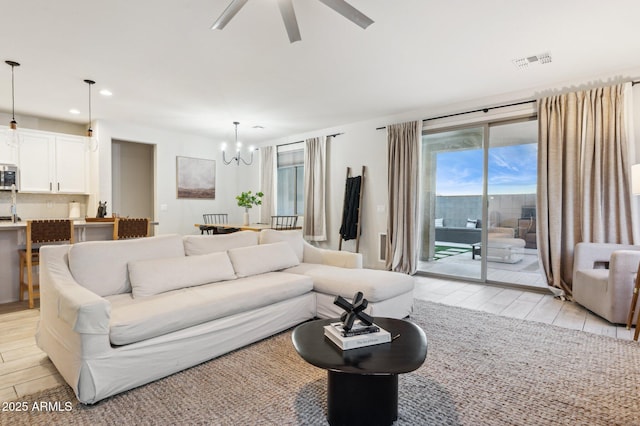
[[18, 129, 88, 193], [55, 135, 88, 193], [0, 125, 18, 165]]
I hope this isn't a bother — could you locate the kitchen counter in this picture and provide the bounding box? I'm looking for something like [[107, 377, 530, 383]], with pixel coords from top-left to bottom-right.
[[0, 219, 115, 229]]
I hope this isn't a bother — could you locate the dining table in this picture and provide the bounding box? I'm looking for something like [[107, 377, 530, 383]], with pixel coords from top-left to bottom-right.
[[193, 223, 301, 232]]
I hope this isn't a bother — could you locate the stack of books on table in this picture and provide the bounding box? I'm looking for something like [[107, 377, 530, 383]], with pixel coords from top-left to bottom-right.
[[323, 321, 391, 350]]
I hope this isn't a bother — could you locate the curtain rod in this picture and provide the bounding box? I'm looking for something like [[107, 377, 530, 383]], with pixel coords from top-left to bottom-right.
[[375, 100, 535, 131], [277, 132, 344, 147], [376, 79, 640, 131]]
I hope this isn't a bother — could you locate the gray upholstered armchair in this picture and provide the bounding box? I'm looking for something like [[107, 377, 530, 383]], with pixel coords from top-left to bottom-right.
[[573, 242, 640, 324]]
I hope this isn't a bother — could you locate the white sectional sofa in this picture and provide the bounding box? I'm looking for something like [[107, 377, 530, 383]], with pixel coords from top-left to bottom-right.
[[36, 230, 414, 404]]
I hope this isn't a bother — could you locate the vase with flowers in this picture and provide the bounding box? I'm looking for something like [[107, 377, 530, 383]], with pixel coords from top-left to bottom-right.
[[236, 191, 263, 225]]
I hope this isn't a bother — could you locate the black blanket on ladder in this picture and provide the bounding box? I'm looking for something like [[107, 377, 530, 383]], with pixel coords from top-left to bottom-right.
[[339, 175, 361, 240]]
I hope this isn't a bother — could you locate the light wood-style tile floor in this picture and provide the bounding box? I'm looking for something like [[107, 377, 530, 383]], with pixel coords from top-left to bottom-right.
[[1, 277, 637, 403], [413, 276, 636, 340], [0, 301, 66, 403]]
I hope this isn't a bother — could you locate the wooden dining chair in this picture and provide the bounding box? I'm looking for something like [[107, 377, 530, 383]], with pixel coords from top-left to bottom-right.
[[200, 213, 238, 234], [19, 219, 75, 309], [201, 213, 227, 234], [270, 215, 298, 230], [113, 217, 150, 240]]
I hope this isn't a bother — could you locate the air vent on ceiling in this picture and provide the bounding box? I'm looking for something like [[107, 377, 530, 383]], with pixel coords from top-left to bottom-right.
[[512, 52, 552, 69]]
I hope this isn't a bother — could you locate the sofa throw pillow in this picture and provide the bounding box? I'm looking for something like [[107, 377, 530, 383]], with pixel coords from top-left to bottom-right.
[[69, 234, 186, 297], [227, 241, 300, 278], [128, 251, 236, 298], [183, 231, 259, 256], [466, 219, 477, 228], [434, 218, 444, 227], [258, 229, 304, 262]]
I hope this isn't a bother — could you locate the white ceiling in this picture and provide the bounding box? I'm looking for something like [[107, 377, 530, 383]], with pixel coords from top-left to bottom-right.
[[1, 0, 640, 144]]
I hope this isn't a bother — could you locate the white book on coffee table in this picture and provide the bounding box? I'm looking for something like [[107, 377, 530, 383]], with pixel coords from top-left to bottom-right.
[[323, 322, 391, 350]]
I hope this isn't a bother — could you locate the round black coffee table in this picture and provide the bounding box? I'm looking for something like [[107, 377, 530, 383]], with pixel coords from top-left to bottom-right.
[[292, 317, 427, 426]]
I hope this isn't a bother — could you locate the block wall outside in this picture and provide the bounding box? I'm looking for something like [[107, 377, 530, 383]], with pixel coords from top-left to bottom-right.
[[433, 193, 536, 229]]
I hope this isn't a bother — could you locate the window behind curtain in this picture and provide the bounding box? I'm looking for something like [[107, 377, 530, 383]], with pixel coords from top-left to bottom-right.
[[277, 143, 304, 215]]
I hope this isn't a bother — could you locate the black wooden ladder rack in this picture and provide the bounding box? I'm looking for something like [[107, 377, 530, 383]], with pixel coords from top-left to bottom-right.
[[338, 166, 365, 252]]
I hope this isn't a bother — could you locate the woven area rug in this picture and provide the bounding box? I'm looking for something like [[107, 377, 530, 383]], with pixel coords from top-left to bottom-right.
[[6, 300, 640, 425]]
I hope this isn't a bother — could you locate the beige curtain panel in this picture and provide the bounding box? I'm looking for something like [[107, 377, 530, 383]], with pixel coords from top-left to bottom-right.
[[303, 136, 327, 241], [386, 121, 420, 274], [537, 82, 633, 296], [259, 146, 276, 224]]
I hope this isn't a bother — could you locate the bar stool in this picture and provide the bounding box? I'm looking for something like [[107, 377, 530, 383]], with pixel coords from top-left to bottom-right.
[[113, 217, 150, 240], [19, 219, 75, 309]]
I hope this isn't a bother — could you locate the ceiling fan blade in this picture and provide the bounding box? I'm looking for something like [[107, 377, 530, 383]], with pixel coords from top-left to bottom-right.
[[211, 0, 250, 30], [278, 0, 301, 43], [317, 0, 374, 29]]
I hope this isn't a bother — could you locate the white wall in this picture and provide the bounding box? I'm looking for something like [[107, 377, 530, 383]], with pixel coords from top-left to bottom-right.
[[33, 68, 636, 267], [93, 120, 251, 236], [264, 70, 640, 269], [264, 119, 390, 269]]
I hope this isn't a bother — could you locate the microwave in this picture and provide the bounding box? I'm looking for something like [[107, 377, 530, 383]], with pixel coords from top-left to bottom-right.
[[0, 164, 18, 190]]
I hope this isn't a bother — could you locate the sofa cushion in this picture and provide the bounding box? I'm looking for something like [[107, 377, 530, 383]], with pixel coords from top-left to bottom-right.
[[107, 272, 313, 345], [284, 263, 414, 303], [259, 229, 304, 262], [68, 234, 186, 297], [128, 252, 236, 298], [486, 237, 526, 248], [183, 231, 259, 256], [228, 241, 300, 277]]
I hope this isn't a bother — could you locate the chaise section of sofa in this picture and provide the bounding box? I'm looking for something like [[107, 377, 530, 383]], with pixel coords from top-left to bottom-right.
[[259, 229, 415, 318]]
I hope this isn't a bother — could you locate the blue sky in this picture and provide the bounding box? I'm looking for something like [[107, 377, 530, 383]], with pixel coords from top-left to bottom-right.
[[435, 144, 537, 195]]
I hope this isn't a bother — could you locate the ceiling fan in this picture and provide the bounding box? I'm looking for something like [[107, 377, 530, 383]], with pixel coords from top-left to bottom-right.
[[211, 0, 374, 43]]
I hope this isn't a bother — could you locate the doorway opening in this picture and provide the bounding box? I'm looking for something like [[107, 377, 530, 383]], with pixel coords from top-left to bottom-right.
[[112, 140, 155, 234]]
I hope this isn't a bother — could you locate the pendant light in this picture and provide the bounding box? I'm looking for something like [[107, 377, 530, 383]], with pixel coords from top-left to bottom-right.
[[5, 60, 21, 148], [84, 79, 98, 152], [221, 121, 256, 166]]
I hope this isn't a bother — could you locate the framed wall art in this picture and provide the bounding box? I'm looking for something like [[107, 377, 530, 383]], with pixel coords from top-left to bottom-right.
[[176, 156, 216, 199]]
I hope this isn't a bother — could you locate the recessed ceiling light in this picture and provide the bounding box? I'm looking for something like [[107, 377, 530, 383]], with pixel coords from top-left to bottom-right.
[[99, 89, 112, 96], [69, 108, 81, 115]]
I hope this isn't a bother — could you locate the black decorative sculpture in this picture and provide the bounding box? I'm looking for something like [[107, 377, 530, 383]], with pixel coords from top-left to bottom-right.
[[333, 291, 374, 331], [96, 201, 107, 218]]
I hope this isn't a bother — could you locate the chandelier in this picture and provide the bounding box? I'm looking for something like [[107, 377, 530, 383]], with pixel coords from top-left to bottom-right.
[[221, 121, 256, 166]]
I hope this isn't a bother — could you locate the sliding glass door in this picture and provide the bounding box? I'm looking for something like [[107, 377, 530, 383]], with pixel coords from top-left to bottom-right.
[[419, 126, 484, 281], [418, 119, 543, 288], [486, 120, 542, 287]]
